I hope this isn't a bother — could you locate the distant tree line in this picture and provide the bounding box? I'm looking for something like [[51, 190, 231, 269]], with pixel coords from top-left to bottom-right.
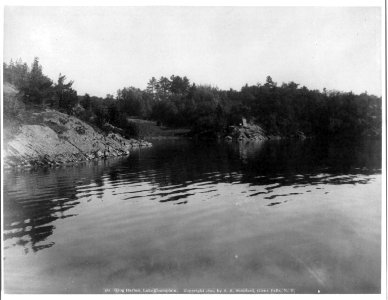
[[4, 58, 382, 139]]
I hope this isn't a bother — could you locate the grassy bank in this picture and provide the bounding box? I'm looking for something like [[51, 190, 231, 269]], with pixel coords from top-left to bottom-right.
[[127, 118, 190, 139]]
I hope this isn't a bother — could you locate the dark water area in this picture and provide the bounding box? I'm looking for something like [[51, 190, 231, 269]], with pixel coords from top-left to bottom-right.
[[3, 138, 382, 293]]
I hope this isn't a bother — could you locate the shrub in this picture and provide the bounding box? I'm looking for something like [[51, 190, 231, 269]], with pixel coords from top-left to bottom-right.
[[76, 109, 94, 124], [112, 113, 140, 138], [125, 121, 140, 138]]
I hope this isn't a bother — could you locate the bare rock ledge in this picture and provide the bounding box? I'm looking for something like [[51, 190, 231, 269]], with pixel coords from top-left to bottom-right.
[[4, 109, 152, 169]]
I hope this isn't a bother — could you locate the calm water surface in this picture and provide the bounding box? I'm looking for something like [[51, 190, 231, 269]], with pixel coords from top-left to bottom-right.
[[3, 139, 381, 293]]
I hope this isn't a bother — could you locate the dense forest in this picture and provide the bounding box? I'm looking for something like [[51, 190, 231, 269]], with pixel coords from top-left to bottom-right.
[[4, 58, 382, 139]]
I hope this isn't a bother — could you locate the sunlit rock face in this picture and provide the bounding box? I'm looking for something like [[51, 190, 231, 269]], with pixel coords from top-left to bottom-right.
[[4, 108, 151, 169]]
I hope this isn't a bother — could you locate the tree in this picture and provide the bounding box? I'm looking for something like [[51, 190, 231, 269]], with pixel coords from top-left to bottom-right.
[[264, 75, 276, 88], [117, 87, 145, 117], [24, 57, 53, 105], [3, 58, 29, 89], [157, 76, 171, 101], [108, 102, 120, 124], [169, 75, 190, 95], [146, 77, 159, 100], [81, 93, 91, 111], [55, 73, 77, 114]]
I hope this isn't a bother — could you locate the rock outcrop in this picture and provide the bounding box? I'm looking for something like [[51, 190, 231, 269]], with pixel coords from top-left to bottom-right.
[[4, 109, 151, 169], [225, 123, 268, 142], [224, 122, 307, 142]]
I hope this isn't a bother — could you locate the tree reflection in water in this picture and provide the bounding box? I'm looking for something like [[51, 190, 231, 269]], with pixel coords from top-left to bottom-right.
[[3, 138, 381, 255]]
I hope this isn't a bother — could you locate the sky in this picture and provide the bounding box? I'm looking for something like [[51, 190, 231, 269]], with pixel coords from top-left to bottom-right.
[[3, 6, 383, 97]]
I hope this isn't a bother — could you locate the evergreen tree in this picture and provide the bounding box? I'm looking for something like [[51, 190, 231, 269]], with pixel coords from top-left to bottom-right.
[[55, 73, 77, 114], [25, 57, 53, 105]]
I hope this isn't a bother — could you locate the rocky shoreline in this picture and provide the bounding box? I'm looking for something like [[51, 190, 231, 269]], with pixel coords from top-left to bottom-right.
[[4, 109, 152, 170], [224, 123, 307, 142]]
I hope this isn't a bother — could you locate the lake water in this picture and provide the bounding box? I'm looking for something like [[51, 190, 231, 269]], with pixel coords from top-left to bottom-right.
[[3, 138, 382, 294]]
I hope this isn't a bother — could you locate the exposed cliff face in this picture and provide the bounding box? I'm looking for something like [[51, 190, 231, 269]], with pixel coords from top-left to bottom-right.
[[4, 109, 151, 169], [3, 83, 151, 169]]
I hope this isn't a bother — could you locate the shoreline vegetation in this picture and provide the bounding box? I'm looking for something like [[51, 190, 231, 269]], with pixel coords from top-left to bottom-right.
[[3, 58, 382, 169]]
